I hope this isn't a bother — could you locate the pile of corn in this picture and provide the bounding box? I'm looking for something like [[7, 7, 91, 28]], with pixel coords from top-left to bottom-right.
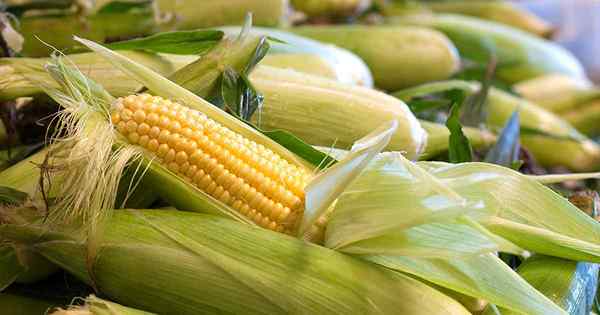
[[1, 1, 600, 315]]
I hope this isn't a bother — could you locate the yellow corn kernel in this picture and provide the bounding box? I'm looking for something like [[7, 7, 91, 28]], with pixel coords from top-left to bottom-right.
[[111, 94, 312, 233]]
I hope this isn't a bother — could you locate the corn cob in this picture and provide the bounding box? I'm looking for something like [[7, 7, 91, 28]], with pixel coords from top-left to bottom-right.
[[290, 24, 460, 90], [514, 74, 600, 113], [417, 1, 553, 37], [111, 93, 311, 233], [0, 208, 471, 315], [394, 14, 585, 83], [482, 255, 599, 315], [291, 0, 372, 18]]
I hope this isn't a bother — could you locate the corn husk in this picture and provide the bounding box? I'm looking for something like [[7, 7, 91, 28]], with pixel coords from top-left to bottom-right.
[[564, 100, 600, 137], [514, 74, 600, 113], [249, 65, 427, 160], [0, 293, 56, 315], [291, 0, 372, 18], [291, 24, 460, 90], [0, 208, 471, 315], [15, 0, 288, 57], [52, 295, 153, 315], [322, 152, 567, 315], [419, 120, 496, 160], [394, 80, 600, 171], [394, 14, 585, 83], [482, 255, 600, 315], [220, 26, 374, 87], [15, 1, 159, 57], [260, 53, 338, 80], [419, 1, 553, 37]]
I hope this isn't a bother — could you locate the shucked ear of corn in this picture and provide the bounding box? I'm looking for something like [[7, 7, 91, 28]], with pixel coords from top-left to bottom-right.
[[290, 24, 460, 91], [32, 34, 399, 243], [394, 80, 600, 171], [248, 65, 427, 160], [394, 14, 585, 83], [0, 208, 472, 315]]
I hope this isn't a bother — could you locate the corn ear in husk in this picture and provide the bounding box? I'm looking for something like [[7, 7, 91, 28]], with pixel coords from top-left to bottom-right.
[[415, 1, 553, 37], [291, 0, 372, 18], [220, 26, 374, 87], [248, 65, 427, 160], [514, 74, 600, 113], [419, 120, 496, 160], [482, 255, 599, 315], [394, 14, 585, 83], [291, 24, 460, 90], [0, 208, 472, 315], [394, 80, 600, 171]]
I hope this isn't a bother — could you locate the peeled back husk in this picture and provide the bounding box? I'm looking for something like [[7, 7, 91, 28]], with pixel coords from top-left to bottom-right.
[[482, 255, 599, 315], [0, 209, 471, 315], [290, 24, 460, 90]]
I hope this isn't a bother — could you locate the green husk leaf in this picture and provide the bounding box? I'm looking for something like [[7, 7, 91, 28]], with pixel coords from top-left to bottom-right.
[[261, 130, 336, 169], [325, 152, 502, 255], [482, 255, 599, 315], [527, 173, 600, 184], [1, 209, 471, 315], [301, 120, 397, 235], [105, 30, 224, 55], [419, 161, 600, 262], [0, 187, 28, 205], [446, 90, 473, 163], [365, 253, 565, 315], [0, 246, 25, 291]]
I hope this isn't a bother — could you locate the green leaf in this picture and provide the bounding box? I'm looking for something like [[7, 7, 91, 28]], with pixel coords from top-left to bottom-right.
[[460, 56, 496, 127], [106, 30, 224, 55], [446, 90, 473, 163], [0, 186, 28, 205], [221, 68, 263, 121], [261, 130, 335, 169], [407, 98, 451, 113], [484, 110, 520, 167]]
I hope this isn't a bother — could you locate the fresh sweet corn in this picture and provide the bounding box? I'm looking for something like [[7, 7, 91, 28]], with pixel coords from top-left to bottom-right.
[[110, 94, 312, 234]]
